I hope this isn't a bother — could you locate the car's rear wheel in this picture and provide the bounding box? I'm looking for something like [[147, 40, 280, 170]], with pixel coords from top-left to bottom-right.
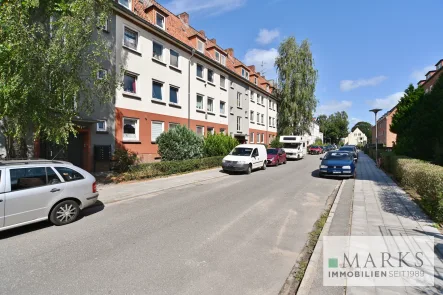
[[49, 200, 80, 226], [246, 164, 252, 175]]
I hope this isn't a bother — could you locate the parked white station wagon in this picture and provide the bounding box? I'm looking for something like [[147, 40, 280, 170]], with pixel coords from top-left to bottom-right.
[[0, 160, 99, 232]]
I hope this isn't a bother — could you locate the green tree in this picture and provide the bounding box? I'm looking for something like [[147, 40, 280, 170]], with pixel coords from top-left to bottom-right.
[[316, 112, 349, 144], [157, 125, 204, 161], [203, 133, 238, 157], [275, 37, 318, 135], [351, 121, 372, 143], [316, 114, 328, 134], [0, 0, 117, 157]]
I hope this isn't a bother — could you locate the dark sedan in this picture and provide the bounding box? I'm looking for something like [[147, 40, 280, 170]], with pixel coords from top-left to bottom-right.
[[319, 151, 356, 178], [339, 145, 358, 162]]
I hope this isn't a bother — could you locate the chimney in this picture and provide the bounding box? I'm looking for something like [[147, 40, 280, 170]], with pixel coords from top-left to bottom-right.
[[226, 48, 234, 57], [199, 30, 206, 38], [248, 65, 256, 72], [210, 38, 216, 44], [178, 12, 189, 25]]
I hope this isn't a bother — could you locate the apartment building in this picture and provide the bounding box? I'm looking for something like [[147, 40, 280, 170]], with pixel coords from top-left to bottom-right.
[[371, 107, 397, 147], [418, 59, 443, 93], [344, 127, 367, 146]]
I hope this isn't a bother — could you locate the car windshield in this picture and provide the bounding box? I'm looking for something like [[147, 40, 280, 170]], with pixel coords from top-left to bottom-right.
[[339, 147, 353, 151], [267, 149, 278, 155], [230, 147, 253, 156], [283, 143, 300, 148], [324, 152, 352, 160]]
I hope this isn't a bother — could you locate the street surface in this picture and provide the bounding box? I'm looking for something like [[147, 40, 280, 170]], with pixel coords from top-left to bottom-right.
[[0, 154, 340, 295]]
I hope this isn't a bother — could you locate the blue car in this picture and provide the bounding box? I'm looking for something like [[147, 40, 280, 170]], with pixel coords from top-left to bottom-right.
[[319, 151, 356, 178]]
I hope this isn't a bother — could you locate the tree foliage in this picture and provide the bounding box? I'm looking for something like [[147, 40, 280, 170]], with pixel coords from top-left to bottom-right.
[[203, 133, 238, 157], [391, 78, 443, 164], [351, 121, 372, 142], [0, 0, 117, 155], [316, 111, 349, 144], [275, 37, 318, 135], [157, 125, 204, 161]]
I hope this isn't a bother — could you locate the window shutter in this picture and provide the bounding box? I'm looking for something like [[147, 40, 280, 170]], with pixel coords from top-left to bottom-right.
[[151, 122, 163, 142]]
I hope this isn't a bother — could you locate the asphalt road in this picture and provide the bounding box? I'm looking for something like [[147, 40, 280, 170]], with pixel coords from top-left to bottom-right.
[[0, 154, 341, 295]]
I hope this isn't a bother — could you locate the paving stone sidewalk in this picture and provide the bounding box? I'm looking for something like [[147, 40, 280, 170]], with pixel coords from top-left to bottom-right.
[[299, 153, 443, 295]]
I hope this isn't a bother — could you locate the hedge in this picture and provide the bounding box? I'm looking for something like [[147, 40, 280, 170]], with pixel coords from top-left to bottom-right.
[[381, 152, 443, 222], [116, 156, 224, 182]]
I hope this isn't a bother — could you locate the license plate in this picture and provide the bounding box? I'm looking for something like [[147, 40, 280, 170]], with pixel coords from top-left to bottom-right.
[[333, 171, 341, 174]]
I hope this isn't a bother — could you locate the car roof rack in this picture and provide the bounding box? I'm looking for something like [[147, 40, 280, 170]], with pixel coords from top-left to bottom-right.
[[0, 159, 71, 166]]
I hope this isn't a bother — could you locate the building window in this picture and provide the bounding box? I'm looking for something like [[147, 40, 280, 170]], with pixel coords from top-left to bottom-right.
[[220, 101, 226, 114], [123, 27, 138, 50], [197, 39, 204, 53], [215, 51, 220, 62], [196, 64, 204, 78], [97, 120, 107, 132], [220, 128, 226, 135], [123, 118, 139, 141], [97, 69, 107, 80], [170, 49, 179, 68], [257, 95, 260, 104], [119, 0, 131, 9], [257, 112, 260, 123], [152, 80, 163, 100], [123, 73, 137, 93], [250, 132, 254, 143], [254, 77, 257, 85], [169, 122, 179, 129], [208, 127, 214, 135], [273, 118, 276, 127], [269, 116, 271, 125], [152, 41, 163, 61], [230, 106, 234, 114], [266, 85, 270, 91], [221, 55, 226, 66], [241, 68, 249, 80], [196, 94, 204, 110], [196, 126, 204, 136], [237, 92, 242, 108], [250, 111, 254, 122], [169, 86, 179, 104], [251, 91, 255, 102], [237, 116, 241, 131], [261, 96, 264, 105], [156, 12, 165, 30], [207, 69, 214, 83], [261, 114, 264, 124], [151, 121, 164, 143], [438, 64, 442, 70], [245, 111, 248, 118], [230, 81, 234, 88], [262, 133, 265, 143], [220, 75, 226, 88], [207, 97, 214, 113]]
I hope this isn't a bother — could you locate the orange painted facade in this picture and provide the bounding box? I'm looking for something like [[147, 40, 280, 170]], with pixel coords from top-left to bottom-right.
[[248, 128, 277, 145]]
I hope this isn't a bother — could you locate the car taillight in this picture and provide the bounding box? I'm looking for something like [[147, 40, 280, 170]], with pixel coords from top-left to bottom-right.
[[92, 182, 97, 193]]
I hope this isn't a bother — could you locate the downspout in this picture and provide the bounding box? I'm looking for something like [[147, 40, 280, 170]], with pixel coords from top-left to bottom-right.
[[188, 49, 196, 128]]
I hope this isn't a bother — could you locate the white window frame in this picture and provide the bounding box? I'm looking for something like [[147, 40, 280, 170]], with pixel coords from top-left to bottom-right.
[[266, 85, 270, 91], [196, 126, 204, 136], [241, 68, 249, 80], [118, 0, 131, 10], [169, 85, 179, 104], [221, 55, 226, 66], [197, 39, 205, 53], [251, 91, 255, 102], [152, 80, 163, 101], [123, 26, 138, 51], [230, 81, 234, 88], [207, 127, 215, 135], [123, 117, 139, 141], [237, 116, 241, 131], [97, 69, 107, 80], [236, 92, 242, 108], [250, 111, 254, 122], [97, 120, 107, 132], [230, 106, 234, 115], [245, 111, 248, 119], [269, 116, 272, 126], [220, 75, 226, 89], [151, 121, 164, 143], [250, 132, 254, 143], [196, 63, 204, 79], [155, 12, 166, 30], [196, 94, 204, 110], [215, 50, 220, 62], [254, 77, 257, 85], [220, 128, 226, 135], [220, 101, 226, 115], [207, 97, 214, 113], [152, 40, 164, 62], [261, 114, 264, 124], [170, 49, 179, 68], [169, 122, 179, 130], [207, 68, 214, 83], [123, 72, 138, 94], [257, 112, 260, 123]]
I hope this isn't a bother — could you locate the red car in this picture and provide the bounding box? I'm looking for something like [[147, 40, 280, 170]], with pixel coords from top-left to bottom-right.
[[267, 148, 287, 166], [309, 145, 323, 155]]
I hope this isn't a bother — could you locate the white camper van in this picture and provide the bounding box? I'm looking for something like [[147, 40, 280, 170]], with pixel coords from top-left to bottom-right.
[[280, 136, 306, 160]]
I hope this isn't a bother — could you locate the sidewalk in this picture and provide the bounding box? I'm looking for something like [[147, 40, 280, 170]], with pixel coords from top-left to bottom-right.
[[96, 168, 227, 204], [298, 153, 443, 295]]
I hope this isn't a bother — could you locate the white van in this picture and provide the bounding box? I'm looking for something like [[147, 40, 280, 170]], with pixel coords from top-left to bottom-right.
[[222, 144, 267, 174], [280, 135, 306, 159]]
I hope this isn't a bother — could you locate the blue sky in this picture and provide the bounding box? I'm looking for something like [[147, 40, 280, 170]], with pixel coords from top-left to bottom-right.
[[160, 0, 443, 129]]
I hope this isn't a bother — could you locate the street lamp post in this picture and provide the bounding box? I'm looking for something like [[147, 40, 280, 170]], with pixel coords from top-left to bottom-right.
[[369, 108, 382, 165]]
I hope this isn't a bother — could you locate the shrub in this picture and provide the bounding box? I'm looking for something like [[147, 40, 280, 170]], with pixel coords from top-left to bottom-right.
[[119, 156, 223, 182], [112, 148, 139, 172], [380, 152, 443, 222], [270, 137, 283, 148], [157, 125, 204, 161], [203, 133, 238, 157]]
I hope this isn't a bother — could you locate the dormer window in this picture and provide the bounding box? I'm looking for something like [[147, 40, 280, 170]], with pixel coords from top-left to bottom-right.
[[241, 68, 249, 80], [119, 0, 131, 9], [266, 85, 270, 91], [215, 51, 220, 62], [427, 73, 432, 80], [197, 40, 205, 53], [221, 55, 226, 66], [156, 12, 165, 30], [438, 64, 442, 70]]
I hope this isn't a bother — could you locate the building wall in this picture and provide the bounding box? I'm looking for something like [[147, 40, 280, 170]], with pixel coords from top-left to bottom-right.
[[228, 76, 249, 139], [372, 110, 397, 147], [345, 127, 367, 145]]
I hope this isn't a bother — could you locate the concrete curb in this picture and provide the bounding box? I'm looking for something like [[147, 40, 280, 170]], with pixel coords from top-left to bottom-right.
[[295, 179, 346, 295]]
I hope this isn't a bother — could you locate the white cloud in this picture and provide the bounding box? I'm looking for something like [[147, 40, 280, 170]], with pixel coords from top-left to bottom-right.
[[315, 100, 352, 115], [255, 29, 280, 45], [340, 76, 388, 92], [366, 92, 404, 110], [164, 0, 246, 16], [350, 117, 360, 125], [243, 48, 278, 79], [410, 65, 434, 82]]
